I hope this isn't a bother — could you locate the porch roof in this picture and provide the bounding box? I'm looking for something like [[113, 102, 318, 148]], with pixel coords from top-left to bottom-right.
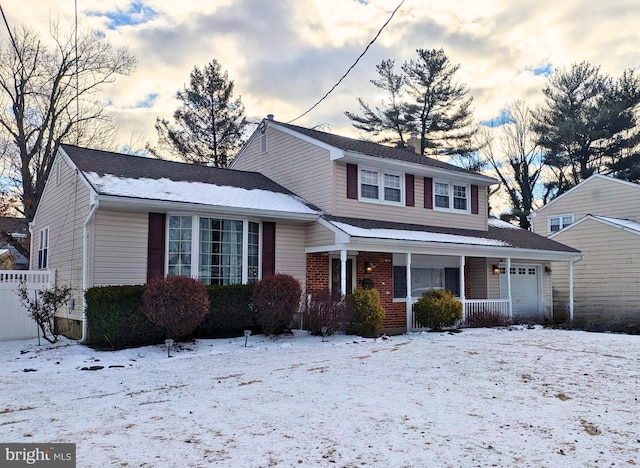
[[319, 215, 581, 260]]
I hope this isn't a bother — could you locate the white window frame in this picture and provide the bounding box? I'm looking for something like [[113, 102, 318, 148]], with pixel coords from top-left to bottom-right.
[[433, 179, 470, 213], [166, 214, 262, 285], [547, 213, 574, 234], [358, 166, 404, 205], [37, 227, 49, 269]]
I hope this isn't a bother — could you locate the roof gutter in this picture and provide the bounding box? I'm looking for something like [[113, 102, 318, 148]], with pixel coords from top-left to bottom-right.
[[80, 196, 99, 343]]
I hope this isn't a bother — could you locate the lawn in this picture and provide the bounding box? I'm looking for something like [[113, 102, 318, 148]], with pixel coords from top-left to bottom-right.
[[1, 327, 639, 467]]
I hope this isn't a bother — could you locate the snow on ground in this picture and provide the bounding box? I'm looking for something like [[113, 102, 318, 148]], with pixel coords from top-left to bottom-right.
[[1, 327, 639, 467]]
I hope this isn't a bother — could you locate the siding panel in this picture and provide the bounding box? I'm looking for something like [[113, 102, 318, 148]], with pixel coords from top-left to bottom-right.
[[93, 210, 148, 286]]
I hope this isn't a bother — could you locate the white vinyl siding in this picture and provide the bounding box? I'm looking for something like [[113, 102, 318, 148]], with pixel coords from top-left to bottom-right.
[[30, 153, 92, 322], [532, 176, 640, 236], [552, 218, 640, 322], [275, 223, 307, 290], [231, 127, 334, 212], [93, 210, 148, 286]]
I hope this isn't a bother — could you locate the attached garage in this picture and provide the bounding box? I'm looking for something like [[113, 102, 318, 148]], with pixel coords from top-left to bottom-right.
[[500, 264, 542, 320]]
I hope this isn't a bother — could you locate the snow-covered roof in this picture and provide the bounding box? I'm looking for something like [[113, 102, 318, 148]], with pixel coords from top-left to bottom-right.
[[84, 173, 318, 215], [61, 145, 321, 216], [332, 221, 508, 247], [591, 216, 640, 234], [324, 216, 580, 254]]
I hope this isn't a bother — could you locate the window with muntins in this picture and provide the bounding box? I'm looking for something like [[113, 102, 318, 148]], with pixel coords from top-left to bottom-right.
[[434, 180, 469, 213], [167, 215, 260, 285], [548, 214, 573, 234], [359, 167, 403, 204], [37, 227, 48, 269]]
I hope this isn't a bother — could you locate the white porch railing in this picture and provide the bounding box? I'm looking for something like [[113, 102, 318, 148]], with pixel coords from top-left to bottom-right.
[[463, 299, 510, 326], [410, 298, 511, 330]]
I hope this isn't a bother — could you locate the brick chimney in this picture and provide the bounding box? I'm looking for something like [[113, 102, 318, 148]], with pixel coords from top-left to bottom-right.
[[407, 133, 420, 154]]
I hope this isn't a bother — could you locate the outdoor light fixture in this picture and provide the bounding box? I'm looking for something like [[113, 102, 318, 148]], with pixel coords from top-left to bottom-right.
[[364, 261, 373, 274], [244, 329, 252, 347], [165, 338, 174, 358], [545, 266, 552, 275], [321, 325, 328, 342], [492, 264, 500, 275]]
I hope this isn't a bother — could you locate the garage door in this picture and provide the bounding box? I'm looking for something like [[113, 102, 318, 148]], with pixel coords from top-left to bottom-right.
[[500, 264, 541, 320]]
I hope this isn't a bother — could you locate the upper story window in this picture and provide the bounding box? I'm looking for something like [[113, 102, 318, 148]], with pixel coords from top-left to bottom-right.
[[359, 167, 403, 205], [548, 214, 573, 234], [37, 227, 49, 269], [434, 180, 469, 213]]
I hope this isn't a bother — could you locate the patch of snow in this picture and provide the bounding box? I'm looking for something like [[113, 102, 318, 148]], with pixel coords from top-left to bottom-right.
[[2, 328, 638, 466], [592, 215, 640, 234], [333, 221, 509, 246], [84, 172, 318, 215], [488, 218, 522, 229]]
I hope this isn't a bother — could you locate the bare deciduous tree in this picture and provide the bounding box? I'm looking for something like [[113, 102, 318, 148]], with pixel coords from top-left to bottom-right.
[[0, 22, 136, 234]]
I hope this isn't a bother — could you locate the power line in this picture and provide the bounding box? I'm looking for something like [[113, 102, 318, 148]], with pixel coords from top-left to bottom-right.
[[0, 3, 24, 69], [287, 0, 405, 124]]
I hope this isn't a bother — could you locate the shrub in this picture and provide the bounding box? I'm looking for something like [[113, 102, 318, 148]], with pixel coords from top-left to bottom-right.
[[196, 284, 256, 337], [413, 289, 462, 330], [304, 289, 355, 336], [252, 273, 302, 335], [464, 309, 510, 328], [16, 281, 73, 344], [85, 285, 164, 349], [141, 276, 209, 340], [347, 288, 385, 338]]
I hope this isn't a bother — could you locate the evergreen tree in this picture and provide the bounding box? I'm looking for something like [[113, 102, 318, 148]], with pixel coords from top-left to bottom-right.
[[345, 48, 478, 158], [150, 60, 247, 167], [533, 62, 640, 196]]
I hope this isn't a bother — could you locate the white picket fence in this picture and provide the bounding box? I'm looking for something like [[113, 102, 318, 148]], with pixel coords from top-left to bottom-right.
[[0, 270, 55, 340]]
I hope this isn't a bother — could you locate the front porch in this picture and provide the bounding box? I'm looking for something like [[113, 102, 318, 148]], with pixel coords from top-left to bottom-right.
[[306, 251, 572, 334]]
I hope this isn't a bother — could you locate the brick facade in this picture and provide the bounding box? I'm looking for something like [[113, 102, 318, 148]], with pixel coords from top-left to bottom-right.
[[306, 252, 407, 335]]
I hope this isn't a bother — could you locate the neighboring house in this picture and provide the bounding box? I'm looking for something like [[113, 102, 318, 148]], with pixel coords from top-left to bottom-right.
[[530, 174, 640, 324], [31, 119, 580, 340], [0, 216, 29, 270]]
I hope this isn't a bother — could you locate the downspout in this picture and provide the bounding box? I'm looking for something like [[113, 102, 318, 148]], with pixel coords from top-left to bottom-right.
[[80, 198, 99, 343], [568, 256, 583, 322]]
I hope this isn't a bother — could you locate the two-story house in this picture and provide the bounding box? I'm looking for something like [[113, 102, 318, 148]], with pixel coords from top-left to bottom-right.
[[30, 117, 580, 339], [530, 174, 640, 325]]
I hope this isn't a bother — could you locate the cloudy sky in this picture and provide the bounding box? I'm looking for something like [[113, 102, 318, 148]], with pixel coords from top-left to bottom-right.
[[3, 0, 640, 152]]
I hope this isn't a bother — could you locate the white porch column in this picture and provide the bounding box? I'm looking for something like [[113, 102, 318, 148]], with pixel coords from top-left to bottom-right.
[[340, 249, 347, 296], [568, 260, 574, 321], [506, 257, 513, 320], [406, 253, 412, 332], [459, 255, 466, 323]]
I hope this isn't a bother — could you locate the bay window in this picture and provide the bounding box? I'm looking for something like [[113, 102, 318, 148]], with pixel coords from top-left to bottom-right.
[[167, 215, 260, 285]]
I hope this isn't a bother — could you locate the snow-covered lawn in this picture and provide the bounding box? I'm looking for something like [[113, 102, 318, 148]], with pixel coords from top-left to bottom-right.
[[1, 327, 639, 467]]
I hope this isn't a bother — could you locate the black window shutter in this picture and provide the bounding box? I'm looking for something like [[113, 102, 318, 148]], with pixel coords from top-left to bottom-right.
[[405, 174, 415, 207], [262, 222, 276, 277], [147, 213, 166, 281], [471, 185, 479, 214], [346, 164, 358, 199], [444, 268, 460, 297], [424, 177, 433, 209]]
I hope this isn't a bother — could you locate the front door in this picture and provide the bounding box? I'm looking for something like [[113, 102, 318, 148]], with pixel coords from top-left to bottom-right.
[[331, 258, 354, 295]]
